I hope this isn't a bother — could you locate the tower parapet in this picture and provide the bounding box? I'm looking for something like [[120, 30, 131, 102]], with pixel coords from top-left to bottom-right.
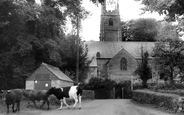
[[100, 0, 122, 41]]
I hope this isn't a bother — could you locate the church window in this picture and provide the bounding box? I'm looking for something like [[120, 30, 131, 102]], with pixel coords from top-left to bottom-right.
[[109, 18, 113, 26], [120, 58, 127, 70]]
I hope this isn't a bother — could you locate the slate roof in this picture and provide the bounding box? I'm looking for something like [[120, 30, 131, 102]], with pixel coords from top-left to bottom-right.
[[85, 41, 155, 66], [42, 63, 73, 82]]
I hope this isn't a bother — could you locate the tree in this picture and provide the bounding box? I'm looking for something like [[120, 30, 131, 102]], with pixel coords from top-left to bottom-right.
[[134, 50, 152, 88], [135, 0, 184, 35], [59, 35, 90, 82], [135, 0, 184, 21], [0, 0, 89, 89], [153, 22, 184, 84], [121, 21, 132, 41], [126, 18, 158, 41]]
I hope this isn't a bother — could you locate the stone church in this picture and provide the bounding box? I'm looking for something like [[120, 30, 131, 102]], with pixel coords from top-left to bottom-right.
[[84, 0, 156, 82]]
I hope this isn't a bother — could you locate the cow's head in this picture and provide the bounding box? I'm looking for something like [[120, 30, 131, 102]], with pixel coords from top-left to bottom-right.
[[46, 87, 57, 95], [1, 90, 10, 101]]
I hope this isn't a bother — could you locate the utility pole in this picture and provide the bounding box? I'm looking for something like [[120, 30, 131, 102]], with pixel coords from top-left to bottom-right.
[[76, 15, 80, 84]]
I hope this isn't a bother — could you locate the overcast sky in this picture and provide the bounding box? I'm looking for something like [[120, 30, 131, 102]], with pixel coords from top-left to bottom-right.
[[81, 0, 164, 41], [36, 0, 164, 41]]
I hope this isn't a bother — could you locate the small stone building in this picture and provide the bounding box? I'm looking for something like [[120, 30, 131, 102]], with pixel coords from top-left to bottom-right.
[[26, 62, 73, 90]]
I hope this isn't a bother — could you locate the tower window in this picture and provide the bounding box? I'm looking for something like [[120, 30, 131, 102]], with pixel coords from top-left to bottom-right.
[[120, 58, 127, 70], [96, 52, 101, 58], [109, 18, 113, 26]]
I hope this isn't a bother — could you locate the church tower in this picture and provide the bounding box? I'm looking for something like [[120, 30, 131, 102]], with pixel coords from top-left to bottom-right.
[[100, 0, 122, 41]]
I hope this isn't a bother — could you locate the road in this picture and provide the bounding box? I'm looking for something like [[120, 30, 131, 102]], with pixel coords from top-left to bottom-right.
[[4, 99, 179, 115]]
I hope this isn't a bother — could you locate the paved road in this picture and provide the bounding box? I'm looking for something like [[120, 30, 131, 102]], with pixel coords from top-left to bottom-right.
[[5, 99, 179, 115]]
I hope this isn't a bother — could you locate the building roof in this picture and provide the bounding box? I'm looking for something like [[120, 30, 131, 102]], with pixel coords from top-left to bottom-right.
[[42, 63, 73, 82], [85, 41, 155, 66]]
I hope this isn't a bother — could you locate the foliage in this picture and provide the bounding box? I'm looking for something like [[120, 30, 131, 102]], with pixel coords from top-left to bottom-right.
[[59, 35, 90, 82], [133, 90, 179, 112], [153, 23, 184, 84], [121, 21, 132, 41], [0, 0, 89, 89], [135, 0, 184, 36], [134, 51, 152, 88], [124, 18, 158, 41], [90, 0, 105, 4], [83, 77, 116, 90], [135, 0, 184, 21]]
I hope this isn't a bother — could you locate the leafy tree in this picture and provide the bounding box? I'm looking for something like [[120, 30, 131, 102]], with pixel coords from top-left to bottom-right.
[[127, 18, 158, 41], [59, 35, 90, 82], [90, 0, 105, 4], [135, 0, 184, 21], [0, 0, 89, 89], [121, 21, 132, 41], [135, 0, 184, 36], [134, 51, 152, 88], [153, 23, 184, 84]]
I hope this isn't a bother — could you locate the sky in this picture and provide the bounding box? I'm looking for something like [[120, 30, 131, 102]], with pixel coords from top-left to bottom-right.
[[80, 0, 164, 41]]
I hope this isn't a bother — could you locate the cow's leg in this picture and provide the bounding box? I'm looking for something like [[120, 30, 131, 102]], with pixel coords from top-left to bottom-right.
[[16, 102, 20, 111], [12, 103, 15, 113], [40, 100, 45, 109], [6, 104, 9, 113], [63, 97, 69, 108], [32, 100, 38, 108], [79, 95, 82, 109], [46, 100, 50, 110], [72, 96, 78, 109], [27, 101, 31, 108], [59, 99, 63, 110]]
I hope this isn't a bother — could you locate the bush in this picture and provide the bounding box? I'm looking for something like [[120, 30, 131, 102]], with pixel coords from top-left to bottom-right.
[[158, 83, 184, 90], [83, 77, 116, 90], [157, 90, 184, 96], [82, 90, 94, 100], [132, 90, 181, 112]]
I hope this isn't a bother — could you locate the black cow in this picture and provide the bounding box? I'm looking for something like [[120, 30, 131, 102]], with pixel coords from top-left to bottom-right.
[[22, 89, 50, 110], [46, 85, 82, 110], [1, 89, 23, 113]]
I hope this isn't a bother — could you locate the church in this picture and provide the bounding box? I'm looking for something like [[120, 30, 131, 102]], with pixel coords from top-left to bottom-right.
[[84, 0, 156, 82]]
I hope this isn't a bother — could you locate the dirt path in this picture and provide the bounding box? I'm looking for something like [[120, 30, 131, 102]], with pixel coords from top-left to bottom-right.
[[1, 99, 181, 115]]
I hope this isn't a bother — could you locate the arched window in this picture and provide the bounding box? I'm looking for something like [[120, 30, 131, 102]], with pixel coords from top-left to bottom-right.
[[109, 18, 113, 26], [120, 58, 127, 70], [96, 52, 101, 58]]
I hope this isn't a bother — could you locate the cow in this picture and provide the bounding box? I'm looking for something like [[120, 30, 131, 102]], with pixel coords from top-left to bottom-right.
[[1, 89, 23, 113], [46, 85, 82, 110], [22, 89, 50, 110]]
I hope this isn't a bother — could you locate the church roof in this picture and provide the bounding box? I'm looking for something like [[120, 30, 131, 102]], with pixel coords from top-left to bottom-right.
[[85, 41, 155, 61]]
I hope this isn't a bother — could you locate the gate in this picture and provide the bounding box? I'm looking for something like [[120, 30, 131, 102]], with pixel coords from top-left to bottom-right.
[[94, 88, 114, 99], [115, 87, 123, 99]]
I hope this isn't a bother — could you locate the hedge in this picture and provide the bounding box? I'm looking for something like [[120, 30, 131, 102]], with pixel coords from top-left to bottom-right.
[[82, 90, 95, 100], [132, 90, 183, 112], [157, 90, 184, 96]]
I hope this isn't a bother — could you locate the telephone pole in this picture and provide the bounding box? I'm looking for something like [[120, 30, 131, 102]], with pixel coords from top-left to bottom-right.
[[76, 15, 80, 84]]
